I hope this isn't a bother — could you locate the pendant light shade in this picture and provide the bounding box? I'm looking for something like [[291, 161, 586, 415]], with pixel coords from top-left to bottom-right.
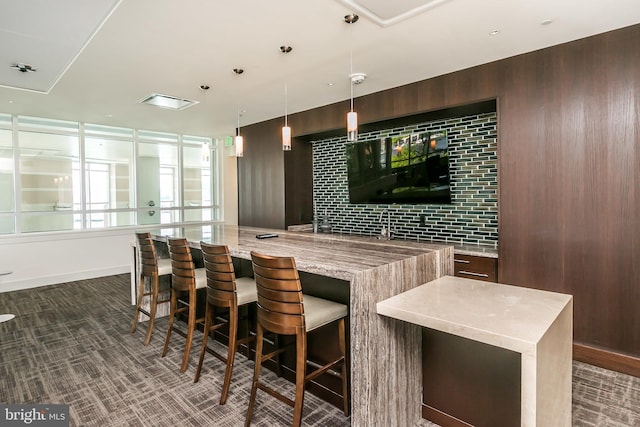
[[282, 125, 291, 150], [347, 111, 358, 142], [235, 135, 244, 157]]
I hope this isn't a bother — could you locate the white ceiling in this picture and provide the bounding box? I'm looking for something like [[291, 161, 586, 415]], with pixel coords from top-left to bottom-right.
[[1, 0, 640, 139]]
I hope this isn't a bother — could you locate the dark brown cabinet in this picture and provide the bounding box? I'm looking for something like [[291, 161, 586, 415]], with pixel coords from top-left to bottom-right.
[[453, 254, 498, 282]]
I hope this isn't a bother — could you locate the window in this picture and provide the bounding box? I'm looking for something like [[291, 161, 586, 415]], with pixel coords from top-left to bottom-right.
[[138, 136, 180, 225], [0, 113, 223, 235], [0, 120, 15, 234], [84, 130, 135, 229], [182, 136, 218, 222], [18, 127, 81, 233]]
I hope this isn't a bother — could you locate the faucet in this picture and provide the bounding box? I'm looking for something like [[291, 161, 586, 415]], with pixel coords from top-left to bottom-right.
[[378, 209, 393, 240]]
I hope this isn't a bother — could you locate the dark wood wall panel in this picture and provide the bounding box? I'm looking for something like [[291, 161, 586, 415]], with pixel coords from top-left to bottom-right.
[[498, 26, 640, 355], [237, 118, 286, 229], [240, 24, 640, 365], [284, 137, 313, 226]]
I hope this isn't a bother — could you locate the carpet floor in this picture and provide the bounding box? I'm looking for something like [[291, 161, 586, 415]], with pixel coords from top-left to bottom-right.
[[0, 274, 638, 426]]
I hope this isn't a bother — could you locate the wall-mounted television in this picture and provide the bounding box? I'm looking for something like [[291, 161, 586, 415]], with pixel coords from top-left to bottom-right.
[[345, 131, 451, 204]]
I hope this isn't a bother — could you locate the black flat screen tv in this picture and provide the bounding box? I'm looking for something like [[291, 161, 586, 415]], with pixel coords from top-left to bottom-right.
[[345, 131, 451, 204]]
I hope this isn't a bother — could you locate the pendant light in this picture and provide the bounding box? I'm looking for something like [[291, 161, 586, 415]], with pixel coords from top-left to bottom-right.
[[280, 45, 293, 151], [345, 14, 359, 142], [199, 84, 211, 162], [233, 68, 244, 157]]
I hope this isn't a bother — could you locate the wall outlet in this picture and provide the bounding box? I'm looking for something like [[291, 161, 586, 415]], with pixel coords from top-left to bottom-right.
[[419, 214, 426, 226]]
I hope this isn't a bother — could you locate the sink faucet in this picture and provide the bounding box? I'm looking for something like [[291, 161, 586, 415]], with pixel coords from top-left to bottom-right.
[[378, 209, 393, 240]]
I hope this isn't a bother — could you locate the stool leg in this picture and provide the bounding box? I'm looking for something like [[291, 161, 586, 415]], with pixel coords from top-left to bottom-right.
[[162, 288, 177, 358], [180, 288, 197, 373], [144, 274, 159, 346], [338, 318, 349, 416], [292, 329, 306, 427], [130, 274, 146, 333], [245, 323, 264, 427], [194, 301, 213, 383], [220, 303, 238, 405]]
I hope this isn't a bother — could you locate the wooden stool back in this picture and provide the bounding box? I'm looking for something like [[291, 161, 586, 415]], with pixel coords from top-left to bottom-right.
[[246, 251, 349, 427], [130, 232, 170, 345], [162, 237, 206, 373], [194, 243, 257, 404]]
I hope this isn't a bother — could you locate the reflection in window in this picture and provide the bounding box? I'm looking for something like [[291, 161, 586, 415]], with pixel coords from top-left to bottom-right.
[[0, 128, 14, 233], [3, 115, 221, 234], [18, 131, 80, 232]]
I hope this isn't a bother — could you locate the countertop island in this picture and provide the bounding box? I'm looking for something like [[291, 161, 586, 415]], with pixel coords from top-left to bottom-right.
[[377, 275, 573, 426], [135, 224, 454, 426]]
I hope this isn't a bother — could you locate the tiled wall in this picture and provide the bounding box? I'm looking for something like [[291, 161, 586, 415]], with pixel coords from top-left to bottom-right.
[[311, 112, 498, 247]]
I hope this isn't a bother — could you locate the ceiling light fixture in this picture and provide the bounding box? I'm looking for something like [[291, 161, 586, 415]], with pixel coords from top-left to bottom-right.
[[233, 68, 244, 158], [199, 84, 211, 161], [345, 13, 360, 142], [139, 93, 199, 110], [11, 62, 37, 73], [489, 29, 500, 36], [280, 45, 293, 151]]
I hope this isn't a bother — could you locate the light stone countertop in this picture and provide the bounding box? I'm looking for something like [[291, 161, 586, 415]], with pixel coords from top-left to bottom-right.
[[377, 275, 571, 353], [377, 275, 573, 426], [286, 224, 498, 258], [151, 224, 451, 281]]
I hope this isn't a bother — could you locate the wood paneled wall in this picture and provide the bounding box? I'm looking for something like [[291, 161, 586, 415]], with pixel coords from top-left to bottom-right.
[[238, 117, 314, 229], [239, 24, 640, 371], [237, 118, 285, 229]]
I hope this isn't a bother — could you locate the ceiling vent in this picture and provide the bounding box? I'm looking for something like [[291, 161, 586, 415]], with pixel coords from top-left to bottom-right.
[[335, 0, 451, 27], [139, 93, 199, 111]]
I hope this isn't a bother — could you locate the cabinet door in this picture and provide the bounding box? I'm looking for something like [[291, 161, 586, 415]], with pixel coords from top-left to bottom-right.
[[453, 254, 498, 282]]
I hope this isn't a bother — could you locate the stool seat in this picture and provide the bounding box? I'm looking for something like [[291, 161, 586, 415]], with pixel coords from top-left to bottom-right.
[[301, 295, 348, 332], [236, 277, 258, 306], [194, 268, 207, 289], [157, 258, 172, 276]]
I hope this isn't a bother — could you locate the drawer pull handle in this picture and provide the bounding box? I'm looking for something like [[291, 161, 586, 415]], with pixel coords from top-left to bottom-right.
[[454, 259, 470, 264], [458, 271, 489, 278]]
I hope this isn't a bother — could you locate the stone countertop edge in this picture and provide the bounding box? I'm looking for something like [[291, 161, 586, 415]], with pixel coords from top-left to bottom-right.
[[286, 224, 497, 258]]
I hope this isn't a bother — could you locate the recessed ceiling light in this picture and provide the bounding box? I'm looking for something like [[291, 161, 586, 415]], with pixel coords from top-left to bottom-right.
[[489, 30, 500, 36], [138, 93, 199, 111], [541, 19, 554, 26], [328, 82, 334, 86]]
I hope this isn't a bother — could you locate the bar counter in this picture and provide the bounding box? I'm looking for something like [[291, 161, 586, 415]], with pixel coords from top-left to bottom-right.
[[143, 224, 454, 426]]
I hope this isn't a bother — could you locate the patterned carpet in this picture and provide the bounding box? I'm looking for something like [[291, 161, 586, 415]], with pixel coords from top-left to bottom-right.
[[0, 274, 638, 426]]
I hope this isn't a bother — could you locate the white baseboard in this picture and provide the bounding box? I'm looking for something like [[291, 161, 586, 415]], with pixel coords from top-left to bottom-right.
[[0, 265, 131, 293]]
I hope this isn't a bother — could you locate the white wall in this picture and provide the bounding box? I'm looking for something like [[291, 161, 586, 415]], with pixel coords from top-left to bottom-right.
[[0, 229, 134, 292]]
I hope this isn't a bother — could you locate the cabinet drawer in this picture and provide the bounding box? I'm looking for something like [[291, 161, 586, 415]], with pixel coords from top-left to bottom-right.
[[454, 254, 498, 282]]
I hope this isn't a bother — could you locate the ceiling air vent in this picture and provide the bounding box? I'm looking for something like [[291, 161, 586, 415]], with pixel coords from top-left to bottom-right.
[[139, 93, 199, 111]]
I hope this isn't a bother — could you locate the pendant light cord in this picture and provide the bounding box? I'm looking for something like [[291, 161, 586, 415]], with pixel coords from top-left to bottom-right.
[[349, 25, 354, 113], [285, 80, 288, 127]]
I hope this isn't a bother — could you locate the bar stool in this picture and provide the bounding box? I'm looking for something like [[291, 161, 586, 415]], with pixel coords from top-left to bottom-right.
[[245, 251, 349, 427], [162, 237, 207, 373], [194, 242, 258, 404], [130, 232, 171, 345]]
